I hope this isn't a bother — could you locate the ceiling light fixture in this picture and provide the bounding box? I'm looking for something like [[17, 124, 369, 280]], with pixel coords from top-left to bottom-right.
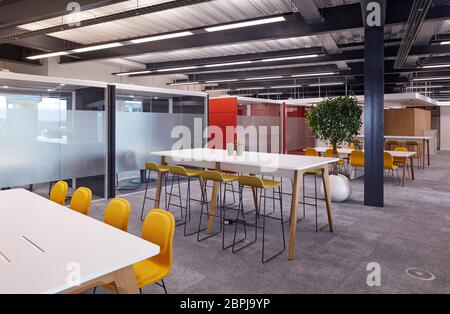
[[309, 82, 344, 87], [262, 54, 319, 62], [205, 61, 253, 68], [27, 51, 69, 60], [205, 79, 240, 83], [258, 92, 283, 96], [440, 41, 450, 45], [236, 87, 265, 91], [157, 66, 198, 72], [422, 64, 450, 69], [115, 70, 153, 76], [169, 81, 200, 86], [413, 76, 450, 81], [270, 85, 302, 89], [205, 16, 286, 32], [73, 42, 123, 53], [291, 72, 335, 78], [130, 31, 194, 44], [244, 76, 283, 81]]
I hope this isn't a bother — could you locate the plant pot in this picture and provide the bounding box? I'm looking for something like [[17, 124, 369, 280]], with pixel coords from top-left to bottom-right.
[[320, 174, 352, 203]]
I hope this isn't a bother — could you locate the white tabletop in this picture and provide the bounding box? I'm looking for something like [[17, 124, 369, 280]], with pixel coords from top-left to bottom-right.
[[314, 147, 417, 158], [152, 148, 339, 173], [355, 135, 433, 141], [0, 189, 159, 294]]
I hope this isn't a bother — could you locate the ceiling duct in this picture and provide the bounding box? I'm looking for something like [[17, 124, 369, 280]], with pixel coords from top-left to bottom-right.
[[0, 0, 214, 44], [394, 0, 432, 69]]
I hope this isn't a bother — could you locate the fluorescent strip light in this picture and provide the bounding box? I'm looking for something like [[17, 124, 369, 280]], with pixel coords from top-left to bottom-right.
[[27, 51, 69, 60], [206, 79, 239, 83], [309, 82, 344, 87], [244, 76, 283, 81], [115, 70, 152, 76], [2, 86, 8, 89], [157, 66, 197, 72], [205, 16, 286, 32], [73, 42, 123, 53], [422, 64, 450, 69], [207, 89, 232, 92], [292, 72, 335, 78], [413, 77, 450, 81], [169, 81, 200, 86], [271, 85, 302, 89], [406, 85, 444, 89], [130, 31, 194, 44], [258, 92, 283, 96], [205, 61, 253, 68], [262, 54, 319, 62], [440, 41, 450, 45], [236, 87, 265, 91]]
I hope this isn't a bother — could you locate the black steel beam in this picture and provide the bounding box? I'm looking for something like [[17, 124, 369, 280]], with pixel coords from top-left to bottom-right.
[[363, 0, 386, 207], [0, 0, 128, 29], [58, 1, 450, 64], [107, 84, 116, 199], [0, 43, 41, 65]]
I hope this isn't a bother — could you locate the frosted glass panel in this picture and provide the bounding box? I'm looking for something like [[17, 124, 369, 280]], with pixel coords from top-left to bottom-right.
[[60, 110, 106, 178], [0, 93, 61, 187]]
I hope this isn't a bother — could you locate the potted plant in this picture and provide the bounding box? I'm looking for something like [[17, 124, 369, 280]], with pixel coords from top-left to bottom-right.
[[305, 95, 362, 202]]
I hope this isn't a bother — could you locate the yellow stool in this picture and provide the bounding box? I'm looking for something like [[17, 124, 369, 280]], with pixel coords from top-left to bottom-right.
[[197, 170, 239, 247], [232, 175, 285, 263], [384, 152, 400, 185], [141, 162, 170, 221], [168, 165, 204, 236], [350, 150, 365, 179], [405, 141, 422, 168]]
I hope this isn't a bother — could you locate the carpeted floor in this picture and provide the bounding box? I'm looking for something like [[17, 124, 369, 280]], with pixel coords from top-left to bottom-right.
[[80, 152, 450, 293]]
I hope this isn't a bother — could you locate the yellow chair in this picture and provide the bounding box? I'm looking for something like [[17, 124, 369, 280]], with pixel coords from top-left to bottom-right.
[[168, 165, 204, 236], [49, 181, 69, 206], [304, 148, 319, 157], [141, 162, 171, 221], [405, 141, 422, 168], [325, 149, 346, 174], [101, 209, 175, 294], [104, 198, 131, 232], [233, 175, 285, 263], [70, 187, 92, 216], [394, 147, 410, 179], [197, 170, 238, 246], [350, 150, 365, 178], [384, 152, 400, 185], [385, 140, 399, 151]]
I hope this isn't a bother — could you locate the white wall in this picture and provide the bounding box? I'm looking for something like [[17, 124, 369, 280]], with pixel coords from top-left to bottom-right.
[[440, 106, 450, 151]]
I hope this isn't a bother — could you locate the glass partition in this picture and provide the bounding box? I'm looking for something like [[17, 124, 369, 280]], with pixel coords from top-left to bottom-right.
[[115, 91, 206, 194], [0, 82, 107, 198], [285, 106, 315, 154]]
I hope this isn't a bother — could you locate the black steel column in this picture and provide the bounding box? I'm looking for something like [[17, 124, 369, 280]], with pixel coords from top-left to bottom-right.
[[107, 84, 116, 199], [363, 0, 385, 207]]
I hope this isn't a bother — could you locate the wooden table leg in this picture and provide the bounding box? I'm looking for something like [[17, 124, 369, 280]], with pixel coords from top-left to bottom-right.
[[410, 157, 415, 180], [402, 159, 407, 187], [288, 170, 302, 260], [321, 166, 334, 232], [207, 162, 221, 234], [154, 156, 166, 208], [422, 139, 426, 170], [60, 265, 139, 294]]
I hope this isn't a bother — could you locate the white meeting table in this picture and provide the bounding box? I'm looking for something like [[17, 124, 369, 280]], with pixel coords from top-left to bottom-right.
[[0, 189, 159, 294], [151, 148, 339, 260], [314, 147, 417, 186], [355, 135, 431, 169]]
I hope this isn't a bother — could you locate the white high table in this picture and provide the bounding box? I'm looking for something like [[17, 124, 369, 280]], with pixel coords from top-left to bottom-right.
[[355, 135, 431, 169], [314, 147, 417, 186], [151, 148, 339, 260], [0, 189, 159, 294]]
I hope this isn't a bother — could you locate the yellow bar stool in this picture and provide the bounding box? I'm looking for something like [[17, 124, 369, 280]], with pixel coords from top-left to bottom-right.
[[70, 187, 92, 216], [167, 165, 204, 236], [394, 147, 410, 178], [141, 162, 170, 221], [405, 141, 422, 168], [301, 148, 321, 230], [49, 181, 69, 206], [232, 175, 286, 264], [325, 148, 347, 174], [386, 140, 400, 151], [197, 170, 239, 247]]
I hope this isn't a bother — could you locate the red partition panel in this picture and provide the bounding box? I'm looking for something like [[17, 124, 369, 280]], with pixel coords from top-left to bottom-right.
[[208, 98, 238, 149]]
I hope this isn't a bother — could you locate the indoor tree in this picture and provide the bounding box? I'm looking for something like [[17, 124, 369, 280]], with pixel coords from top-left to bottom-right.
[[306, 95, 363, 174]]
